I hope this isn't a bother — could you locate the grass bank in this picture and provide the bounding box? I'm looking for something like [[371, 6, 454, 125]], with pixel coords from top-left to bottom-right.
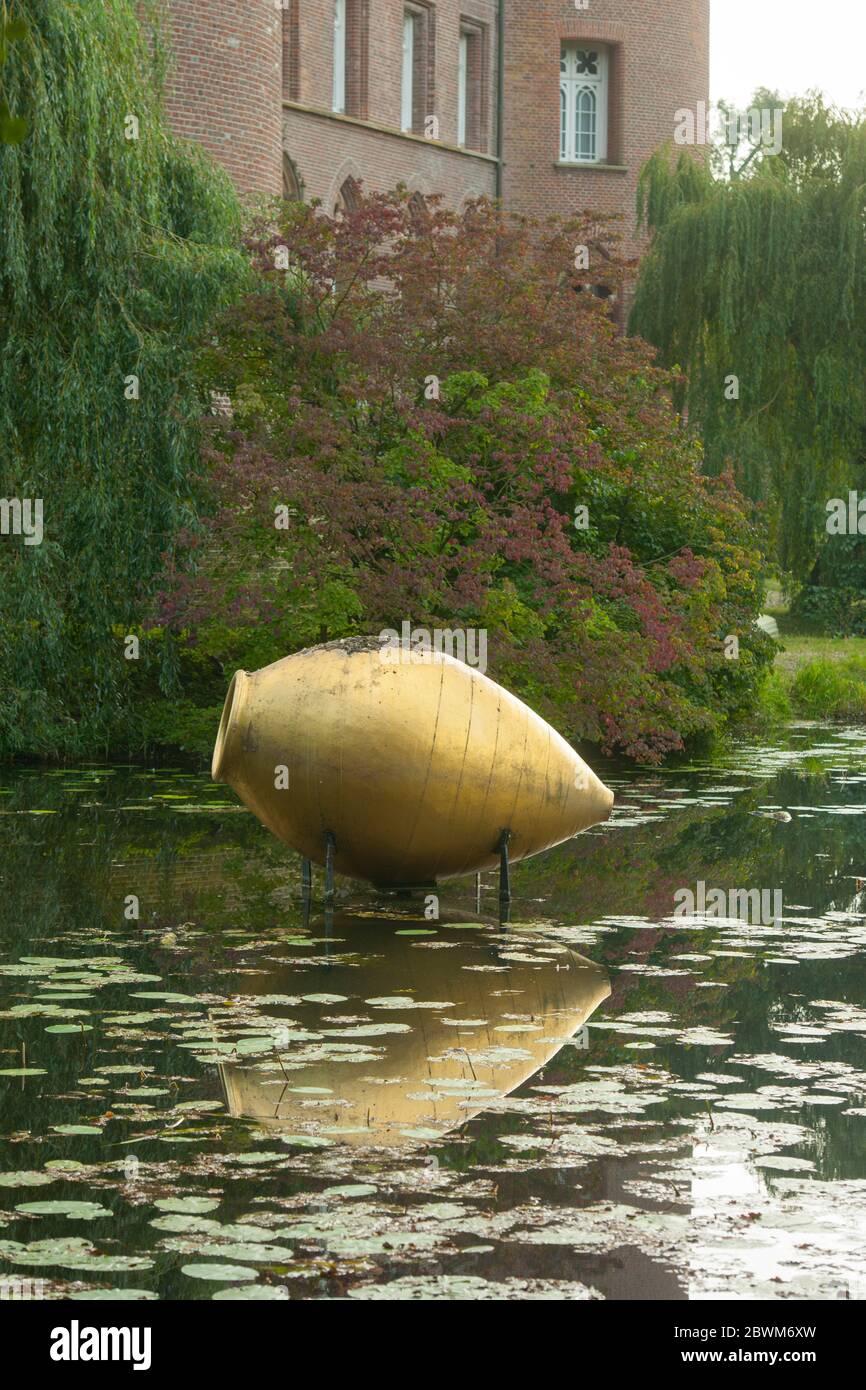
[[761, 632, 866, 722]]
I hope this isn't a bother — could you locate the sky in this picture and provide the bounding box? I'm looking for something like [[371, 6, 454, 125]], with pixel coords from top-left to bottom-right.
[[711, 0, 866, 112]]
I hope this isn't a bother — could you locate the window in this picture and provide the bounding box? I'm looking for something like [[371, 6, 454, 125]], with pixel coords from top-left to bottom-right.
[[401, 6, 434, 136], [458, 31, 468, 145], [560, 44, 608, 164], [457, 21, 486, 150], [282, 152, 304, 202], [335, 175, 361, 217], [333, 0, 347, 113], [408, 190, 429, 229], [401, 10, 417, 132], [282, 0, 300, 101]]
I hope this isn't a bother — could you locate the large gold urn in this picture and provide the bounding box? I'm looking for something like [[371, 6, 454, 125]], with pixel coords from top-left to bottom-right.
[[212, 637, 613, 885]]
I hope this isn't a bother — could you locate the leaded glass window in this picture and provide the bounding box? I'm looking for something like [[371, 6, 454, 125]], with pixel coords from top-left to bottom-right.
[[560, 43, 608, 163]]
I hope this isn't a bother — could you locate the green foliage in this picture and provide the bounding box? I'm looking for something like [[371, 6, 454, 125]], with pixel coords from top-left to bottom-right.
[[631, 93, 866, 578], [788, 655, 866, 719], [0, 2, 29, 143], [753, 668, 794, 726], [790, 532, 866, 634], [159, 191, 770, 763], [0, 0, 246, 759]]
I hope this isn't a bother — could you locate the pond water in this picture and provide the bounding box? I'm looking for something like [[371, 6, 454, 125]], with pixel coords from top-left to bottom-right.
[[2, 723, 866, 1301]]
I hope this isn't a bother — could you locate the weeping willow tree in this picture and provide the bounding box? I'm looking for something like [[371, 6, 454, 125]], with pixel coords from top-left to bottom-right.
[[0, 0, 247, 758], [630, 93, 866, 578], [0, 3, 28, 142]]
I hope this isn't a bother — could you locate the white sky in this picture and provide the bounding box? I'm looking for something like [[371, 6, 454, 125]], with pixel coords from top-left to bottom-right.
[[711, 0, 866, 112]]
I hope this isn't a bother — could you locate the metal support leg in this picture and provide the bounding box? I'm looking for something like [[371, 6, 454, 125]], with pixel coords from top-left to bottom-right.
[[323, 832, 337, 941], [324, 831, 336, 909], [497, 830, 512, 924], [300, 857, 313, 929], [475, 872, 482, 914]]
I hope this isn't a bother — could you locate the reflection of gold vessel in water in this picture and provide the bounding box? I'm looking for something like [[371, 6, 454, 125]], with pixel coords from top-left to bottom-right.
[[218, 911, 610, 1147], [211, 639, 614, 886]]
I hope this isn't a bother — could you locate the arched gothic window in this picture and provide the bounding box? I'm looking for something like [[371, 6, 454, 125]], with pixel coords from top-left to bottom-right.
[[334, 175, 361, 217], [408, 190, 430, 229], [282, 153, 304, 202], [560, 45, 608, 164]]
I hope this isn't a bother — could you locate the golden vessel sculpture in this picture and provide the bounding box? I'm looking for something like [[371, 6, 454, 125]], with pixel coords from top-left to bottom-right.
[[212, 637, 613, 885], [218, 910, 611, 1147]]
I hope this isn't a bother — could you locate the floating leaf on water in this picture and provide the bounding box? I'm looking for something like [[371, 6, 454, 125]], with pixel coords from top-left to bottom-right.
[[0, 1171, 56, 1188], [212, 1285, 288, 1300], [195, 1242, 296, 1263], [181, 1263, 257, 1282], [129, 993, 202, 1004], [150, 1214, 222, 1234], [319, 1023, 412, 1038], [230, 1153, 287, 1165], [69, 1289, 158, 1301], [153, 1197, 221, 1214], [346, 1275, 602, 1300], [2, 1237, 153, 1273], [279, 1135, 333, 1149], [15, 1201, 113, 1220]]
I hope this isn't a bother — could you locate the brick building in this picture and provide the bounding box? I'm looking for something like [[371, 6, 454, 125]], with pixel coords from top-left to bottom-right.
[[154, 1, 709, 252]]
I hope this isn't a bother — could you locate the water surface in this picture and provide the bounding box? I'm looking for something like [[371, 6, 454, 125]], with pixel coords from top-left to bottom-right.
[[2, 724, 866, 1301]]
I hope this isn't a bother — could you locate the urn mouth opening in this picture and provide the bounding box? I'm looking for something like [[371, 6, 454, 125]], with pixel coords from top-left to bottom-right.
[[212, 669, 247, 783]]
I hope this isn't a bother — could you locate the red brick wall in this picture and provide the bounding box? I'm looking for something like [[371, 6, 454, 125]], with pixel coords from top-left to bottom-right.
[[503, 1, 710, 255], [154, 0, 283, 196], [284, 105, 497, 210], [281, 0, 500, 208], [154, 1, 709, 244]]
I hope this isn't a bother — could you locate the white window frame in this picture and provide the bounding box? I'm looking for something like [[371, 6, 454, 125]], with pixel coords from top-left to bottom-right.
[[560, 43, 608, 164], [402, 10, 417, 132], [458, 30, 469, 146], [333, 0, 347, 113]]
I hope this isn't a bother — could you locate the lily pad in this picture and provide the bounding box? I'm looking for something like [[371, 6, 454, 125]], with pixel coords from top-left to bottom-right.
[[181, 1263, 257, 1282]]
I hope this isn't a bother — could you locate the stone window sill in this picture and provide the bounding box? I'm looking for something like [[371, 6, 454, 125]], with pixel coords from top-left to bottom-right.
[[283, 100, 499, 164], [554, 161, 628, 172]]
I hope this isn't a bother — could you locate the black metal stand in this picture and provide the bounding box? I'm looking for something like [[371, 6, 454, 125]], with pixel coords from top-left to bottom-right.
[[497, 829, 512, 924], [324, 831, 336, 909], [300, 856, 312, 929]]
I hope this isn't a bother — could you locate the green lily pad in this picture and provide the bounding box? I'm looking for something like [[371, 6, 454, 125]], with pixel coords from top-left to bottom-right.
[[212, 1285, 288, 1300], [15, 1200, 113, 1220], [153, 1196, 221, 1214], [230, 1152, 287, 1165], [279, 1135, 333, 1149], [69, 1289, 158, 1301], [0, 1171, 56, 1188], [181, 1263, 257, 1282]]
